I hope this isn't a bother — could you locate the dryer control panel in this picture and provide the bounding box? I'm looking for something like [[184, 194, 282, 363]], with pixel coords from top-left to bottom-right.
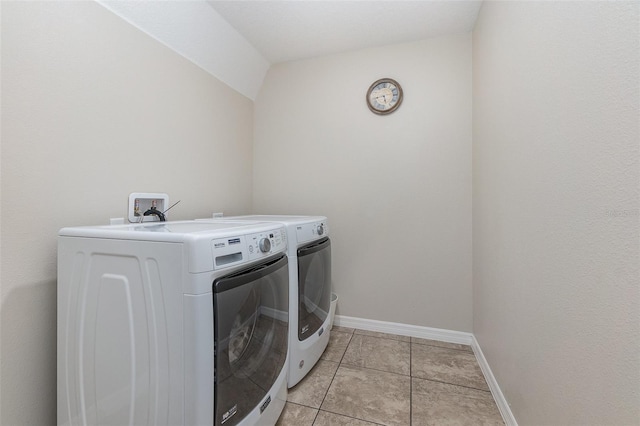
[[295, 220, 329, 244]]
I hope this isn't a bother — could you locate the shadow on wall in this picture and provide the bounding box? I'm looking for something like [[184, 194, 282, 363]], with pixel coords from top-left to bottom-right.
[[1, 280, 57, 424]]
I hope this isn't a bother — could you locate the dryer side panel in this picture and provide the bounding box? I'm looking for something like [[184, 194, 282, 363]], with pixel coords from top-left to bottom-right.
[[58, 238, 184, 426]]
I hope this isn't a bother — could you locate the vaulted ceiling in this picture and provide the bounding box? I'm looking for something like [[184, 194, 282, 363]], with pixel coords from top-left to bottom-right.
[[97, 0, 482, 99], [207, 1, 482, 63]]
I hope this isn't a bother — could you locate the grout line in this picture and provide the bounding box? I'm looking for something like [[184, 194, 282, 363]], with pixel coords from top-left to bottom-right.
[[354, 329, 411, 342], [339, 360, 411, 378], [285, 400, 321, 411], [313, 332, 392, 425], [316, 408, 387, 426], [332, 326, 356, 335], [341, 329, 411, 377], [317, 363, 339, 411], [411, 375, 493, 393], [310, 405, 320, 425], [410, 342, 413, 425], [411, 341, 474, 353], [352, 331, 412, 345], [285, 401, 315, 410], [337, 331, 354, 364], [315, 332, 352, 413], [286, 358, 340, 411]]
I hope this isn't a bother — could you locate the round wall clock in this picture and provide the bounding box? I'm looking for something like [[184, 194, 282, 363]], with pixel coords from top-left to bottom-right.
[[366, 78, 403, 115]]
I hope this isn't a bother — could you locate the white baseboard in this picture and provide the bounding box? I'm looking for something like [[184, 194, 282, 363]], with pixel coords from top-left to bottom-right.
[[333, 315, 517, 426], [471, 336, 518, 426], [334, 314, 474, 345]]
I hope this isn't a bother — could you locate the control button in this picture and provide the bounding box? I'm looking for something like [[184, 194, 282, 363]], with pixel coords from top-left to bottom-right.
[[317, 224, 324, 235], [258, 238, 271, 253]]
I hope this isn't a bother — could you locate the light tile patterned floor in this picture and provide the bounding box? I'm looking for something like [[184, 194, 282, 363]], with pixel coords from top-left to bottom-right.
[[277, 326, 504, 426]]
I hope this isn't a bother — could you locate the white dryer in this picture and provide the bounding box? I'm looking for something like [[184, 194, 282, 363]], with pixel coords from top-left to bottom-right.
[[58, 220, 290, 426], [217, 216, 332, 388]]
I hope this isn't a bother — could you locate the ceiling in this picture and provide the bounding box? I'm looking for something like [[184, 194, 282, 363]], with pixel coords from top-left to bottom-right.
[[97, 0, 483, 99], [207, 1, 483, 64]]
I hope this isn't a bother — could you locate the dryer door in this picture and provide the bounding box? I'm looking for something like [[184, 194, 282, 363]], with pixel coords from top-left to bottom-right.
[[297, 237, 332, 341], [213, 255, 289, 426]]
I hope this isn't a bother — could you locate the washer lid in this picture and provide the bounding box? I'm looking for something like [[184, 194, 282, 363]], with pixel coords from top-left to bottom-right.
[[58, 220, 282, 242], [222, 215, 327, 225], [218, 215, 329, 246]]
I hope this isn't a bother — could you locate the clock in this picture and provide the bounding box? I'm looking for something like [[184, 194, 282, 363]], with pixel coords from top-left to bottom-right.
[[366, 78, 403, 115]]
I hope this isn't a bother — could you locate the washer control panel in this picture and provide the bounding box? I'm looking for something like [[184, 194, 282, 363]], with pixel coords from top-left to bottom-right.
[[295, 220, 329, 244], [211, 227, 286, 269], [246, 228, 286, 260]]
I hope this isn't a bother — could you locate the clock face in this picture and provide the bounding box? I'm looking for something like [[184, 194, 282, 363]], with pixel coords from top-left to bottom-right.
[[367, 78, 403, 115]]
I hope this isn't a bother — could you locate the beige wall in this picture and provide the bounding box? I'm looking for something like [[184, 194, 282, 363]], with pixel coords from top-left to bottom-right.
[[1, 2, 253, 423], [473, 1, 639, 424], [253, 35, 473, 332]]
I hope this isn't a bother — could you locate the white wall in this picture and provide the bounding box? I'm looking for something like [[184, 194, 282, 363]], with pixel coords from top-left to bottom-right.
[[253, 35, 473, 332], [473, 1, 639, 424], [1, 2, 253, 423]]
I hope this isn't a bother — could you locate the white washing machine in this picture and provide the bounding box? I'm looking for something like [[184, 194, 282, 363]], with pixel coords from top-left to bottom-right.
[[215, 216, 332, 388], [58, 220, 290, 426]]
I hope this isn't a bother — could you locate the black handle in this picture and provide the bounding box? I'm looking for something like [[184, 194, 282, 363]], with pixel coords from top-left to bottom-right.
[[297, 237, 330, 258], [213, 254, 287, 294]]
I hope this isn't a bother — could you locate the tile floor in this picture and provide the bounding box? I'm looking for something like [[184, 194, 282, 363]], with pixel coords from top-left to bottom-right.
[[276, 326, 504, 426]]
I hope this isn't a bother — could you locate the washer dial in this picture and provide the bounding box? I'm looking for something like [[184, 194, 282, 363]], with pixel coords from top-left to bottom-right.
[[258, 238, 271, 253]]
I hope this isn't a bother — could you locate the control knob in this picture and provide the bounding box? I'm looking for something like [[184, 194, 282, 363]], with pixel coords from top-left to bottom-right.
[[317, 224, 325, 235], [258, 238, 271, 253]]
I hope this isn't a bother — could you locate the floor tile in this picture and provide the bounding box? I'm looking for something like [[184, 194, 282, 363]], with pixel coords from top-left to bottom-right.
[[354, 329, 411, 342], [276, 402, 318, 426], [412, 378, 503, 425], [321, 330, 353, 362], [411, 337, 473, 353], [321, 365, 411, 426], [314, 410, 381, 426], [287, 360, 339, 408], [412, 345, 489, 391], [332, 325, 355, 334], [285, 328, 502, 425], [342, 334, 410, 375]]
